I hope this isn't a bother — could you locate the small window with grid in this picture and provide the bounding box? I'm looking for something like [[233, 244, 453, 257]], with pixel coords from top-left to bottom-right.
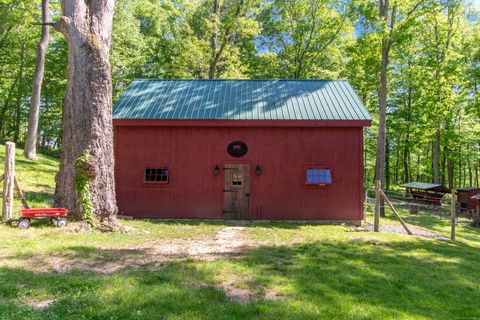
[[305, 167, 332, 186], [144, 167, 169, 184]]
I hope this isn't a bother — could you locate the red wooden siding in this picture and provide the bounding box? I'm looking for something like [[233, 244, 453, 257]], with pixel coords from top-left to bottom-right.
[[114, 124, 365, 221]]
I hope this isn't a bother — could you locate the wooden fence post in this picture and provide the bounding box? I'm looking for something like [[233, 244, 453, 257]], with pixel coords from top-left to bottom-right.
[[476, 204, 480, 228], [380, 189, 413, 235], [363, 189, 368, 224], [374, 180, 381, 232], [450, 190, 456, 241], [14, 176, 29, 209], [2, 142, 15, 222]]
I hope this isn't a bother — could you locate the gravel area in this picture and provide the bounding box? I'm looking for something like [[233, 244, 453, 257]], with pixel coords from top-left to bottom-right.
[[363, 222, 449, 240]]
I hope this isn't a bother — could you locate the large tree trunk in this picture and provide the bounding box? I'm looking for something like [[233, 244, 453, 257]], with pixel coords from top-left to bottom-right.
[[24, 0, 49, 160], [54, 0, 117, 221]]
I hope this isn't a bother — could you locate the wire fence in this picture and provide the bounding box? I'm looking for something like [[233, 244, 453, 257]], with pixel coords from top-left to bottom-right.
[[364, 189, 476, 221]]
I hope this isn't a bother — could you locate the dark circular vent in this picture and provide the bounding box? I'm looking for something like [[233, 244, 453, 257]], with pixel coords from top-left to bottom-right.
[[227, 141, 248, 157]]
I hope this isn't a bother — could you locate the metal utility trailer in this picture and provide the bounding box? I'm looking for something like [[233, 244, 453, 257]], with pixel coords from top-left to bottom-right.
[[12, 208, 69, 229]]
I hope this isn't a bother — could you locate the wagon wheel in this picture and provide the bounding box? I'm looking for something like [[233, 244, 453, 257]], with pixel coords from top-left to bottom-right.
[[18, 219, 30, 230], [51, 218, 58, 226], [56, 218, 68, 228]]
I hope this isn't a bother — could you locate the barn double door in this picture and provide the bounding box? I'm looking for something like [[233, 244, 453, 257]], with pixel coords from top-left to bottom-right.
[[223, 164, 250, 219]]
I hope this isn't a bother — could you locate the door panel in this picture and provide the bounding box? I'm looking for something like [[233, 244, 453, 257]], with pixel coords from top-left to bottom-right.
[[223, 164, 250, 219]]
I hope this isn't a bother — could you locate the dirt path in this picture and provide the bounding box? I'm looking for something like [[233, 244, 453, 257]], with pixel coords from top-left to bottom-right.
[[1, 225, 252, 274], [215, 226, 248, 251]]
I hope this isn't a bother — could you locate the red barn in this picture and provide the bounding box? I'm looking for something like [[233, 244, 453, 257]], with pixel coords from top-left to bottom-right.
[[113, 80, 371, 223]]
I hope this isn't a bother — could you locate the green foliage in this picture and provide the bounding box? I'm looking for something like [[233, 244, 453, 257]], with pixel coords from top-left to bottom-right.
[[255, 0, 354, 79], [74, 150, 95, 227], [348, 0, 480, 188]]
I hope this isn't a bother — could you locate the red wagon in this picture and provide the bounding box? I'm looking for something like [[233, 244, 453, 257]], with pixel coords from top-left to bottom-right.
[[15, 208, 69, 229]]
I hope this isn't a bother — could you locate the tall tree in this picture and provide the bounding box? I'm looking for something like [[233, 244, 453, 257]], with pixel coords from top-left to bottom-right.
[[190, 0, 260, 79], [257, 0, 352, 79], [13, 36, 27, 144], [24, 0, 50, 160], [373, 0, 424, 214], [53, 0, 117, 221]]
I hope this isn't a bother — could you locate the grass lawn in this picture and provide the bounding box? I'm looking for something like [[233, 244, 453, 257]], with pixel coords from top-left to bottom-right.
[[1, 144, 480, 319]]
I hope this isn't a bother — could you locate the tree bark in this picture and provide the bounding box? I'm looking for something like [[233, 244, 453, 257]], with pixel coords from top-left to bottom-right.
[[24, 0, 50, 160], [54, 0, 117, 221], [0, 77, 19, 136], [375, 0, 391, 217], [447, 159, 454, 190], [475, 158, 479, 187], [468, 159, 472, 187], [208, 0, 220, 79], [2, 142, 15, 222], [441, 146, 446, 185], [13, 38, 27, 144], [432, 129, 440, 183], [416, 152, 420, 181], [207, 0, 243, 79], [403, 67, 412, 183], [385, 136, 390, 190]]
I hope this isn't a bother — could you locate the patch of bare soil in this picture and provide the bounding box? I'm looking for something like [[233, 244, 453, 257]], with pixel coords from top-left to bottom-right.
[[218, 274, 253, 304], [216, 273, 283, 304], [24, 298, 56, 309], [2, 225, 258, 274]]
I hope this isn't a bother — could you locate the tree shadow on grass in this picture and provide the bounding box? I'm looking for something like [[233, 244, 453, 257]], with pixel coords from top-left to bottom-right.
[[1, 237, 479, 319]]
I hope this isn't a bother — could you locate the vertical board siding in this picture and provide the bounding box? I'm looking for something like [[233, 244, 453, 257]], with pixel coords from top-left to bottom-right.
[[115, 126, 364, 220]]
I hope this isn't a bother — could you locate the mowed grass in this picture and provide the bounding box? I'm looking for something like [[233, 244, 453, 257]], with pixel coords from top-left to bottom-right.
[[1, 144, 480, 319]]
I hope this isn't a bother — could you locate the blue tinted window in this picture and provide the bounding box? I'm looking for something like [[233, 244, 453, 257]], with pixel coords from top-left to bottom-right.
[[306, 168, 332, 184]]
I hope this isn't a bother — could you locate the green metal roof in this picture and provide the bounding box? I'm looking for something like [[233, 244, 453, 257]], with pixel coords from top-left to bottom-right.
[[113, 79, 371, 121], [400, 182, 442, 190]]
